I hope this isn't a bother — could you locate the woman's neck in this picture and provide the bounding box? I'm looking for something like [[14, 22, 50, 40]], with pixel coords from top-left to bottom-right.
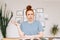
[[28, 20, 34, 23]]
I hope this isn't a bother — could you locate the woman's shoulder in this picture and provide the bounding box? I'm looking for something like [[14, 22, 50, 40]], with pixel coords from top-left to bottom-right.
[[35, 20, 42, 25], [21, 21, 27, 24], [34, 20, 40, 23]]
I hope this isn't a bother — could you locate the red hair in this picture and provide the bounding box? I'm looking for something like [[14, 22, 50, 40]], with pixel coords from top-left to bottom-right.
[[26, 5, 34, 15]]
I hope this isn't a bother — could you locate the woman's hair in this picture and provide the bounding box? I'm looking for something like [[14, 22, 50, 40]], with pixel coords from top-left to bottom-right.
[[26, 5, 34, 15]]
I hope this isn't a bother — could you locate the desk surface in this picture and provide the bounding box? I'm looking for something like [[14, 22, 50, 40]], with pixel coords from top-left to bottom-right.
[[2, 37, 60, 40], [44, 37, 60, 39], [2, 38, 40, 40]]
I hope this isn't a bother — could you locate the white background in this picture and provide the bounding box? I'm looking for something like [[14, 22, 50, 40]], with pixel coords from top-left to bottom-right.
[[0, 0, 60, 40]]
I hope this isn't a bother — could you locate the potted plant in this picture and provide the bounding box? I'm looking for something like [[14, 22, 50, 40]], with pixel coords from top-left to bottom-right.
[[0, 4, 13, 38], [49, 24, 59, 40], [51, 24, 59, 36]]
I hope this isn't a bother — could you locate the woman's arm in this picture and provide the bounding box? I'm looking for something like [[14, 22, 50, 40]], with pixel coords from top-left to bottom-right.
[[17, 25, 25, 38], [11, 20, 25, 38], [24, 32, 43, 39], [32, 32, 43, 38]]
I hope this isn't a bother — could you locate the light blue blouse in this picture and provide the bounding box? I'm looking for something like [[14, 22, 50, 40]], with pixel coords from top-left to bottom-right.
[[20, 20, 43, 35]]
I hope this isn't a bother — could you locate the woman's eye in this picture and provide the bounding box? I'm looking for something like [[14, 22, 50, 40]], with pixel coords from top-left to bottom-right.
[[28, 14, 30, 15], [31, 14, 33, 15]]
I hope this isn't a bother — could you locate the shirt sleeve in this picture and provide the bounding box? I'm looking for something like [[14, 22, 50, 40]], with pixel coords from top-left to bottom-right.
[[20, 23, 23, 31], [38, 21, 43, 32]]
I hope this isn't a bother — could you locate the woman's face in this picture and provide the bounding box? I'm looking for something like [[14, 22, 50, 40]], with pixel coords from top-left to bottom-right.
[[26, 10, 34, 22]]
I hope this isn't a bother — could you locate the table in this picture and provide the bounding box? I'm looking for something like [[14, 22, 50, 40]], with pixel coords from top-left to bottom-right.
[[44, 37, 60, 40], [2, 38, 40, 40], [2, 37, 60, 40]]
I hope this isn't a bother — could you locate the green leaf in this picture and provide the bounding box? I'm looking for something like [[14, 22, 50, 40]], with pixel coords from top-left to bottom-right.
[[51, 25, 59, 36], [0, 6, 13, 38]]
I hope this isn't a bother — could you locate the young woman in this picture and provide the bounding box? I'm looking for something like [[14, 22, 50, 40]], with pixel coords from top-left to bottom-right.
[[12, 5, 43, 40]]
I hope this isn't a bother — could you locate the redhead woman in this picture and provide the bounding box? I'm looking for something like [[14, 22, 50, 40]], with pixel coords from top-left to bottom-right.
[[12, 5, 43, 40]]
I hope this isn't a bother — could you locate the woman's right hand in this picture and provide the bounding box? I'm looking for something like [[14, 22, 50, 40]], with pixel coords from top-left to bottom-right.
[[11, 20, 19, 27]]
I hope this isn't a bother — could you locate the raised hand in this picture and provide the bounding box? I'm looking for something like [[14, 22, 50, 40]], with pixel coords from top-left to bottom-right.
[[11, 20, 19, 26]]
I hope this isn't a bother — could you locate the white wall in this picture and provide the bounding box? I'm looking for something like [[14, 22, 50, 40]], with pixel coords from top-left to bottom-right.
[[0, 0, 60, 38], [43, 2, 60, 37]]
